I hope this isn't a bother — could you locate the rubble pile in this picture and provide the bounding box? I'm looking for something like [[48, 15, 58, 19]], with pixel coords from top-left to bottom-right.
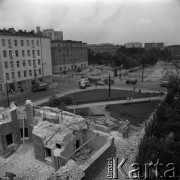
[[74, 148, 92, 165], [55, 159, 85, 180]]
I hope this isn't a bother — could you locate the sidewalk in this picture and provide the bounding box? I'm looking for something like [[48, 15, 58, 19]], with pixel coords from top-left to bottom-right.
[[66, 96, 164, 109]]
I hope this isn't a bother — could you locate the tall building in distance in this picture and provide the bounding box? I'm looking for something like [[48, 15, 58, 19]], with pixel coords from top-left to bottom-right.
[[167, 45, 180, 60], [88, 43, 120, 55], [124, 42, 142, 48], [42, 28, 63, 41], [0, 28, 52, 94], [51, 40, 88, 74], [144, 42, 164, 50]]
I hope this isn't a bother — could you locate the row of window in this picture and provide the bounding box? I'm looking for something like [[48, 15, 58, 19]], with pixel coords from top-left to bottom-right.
[[4, 59, 41, 69], [59, 53, 86, 58], [59, 58, 86, 64], [59, 63, 86, 71], [2, 39, 40, 48], [6, 69, 41, 80], [3, 49, 40, 58]]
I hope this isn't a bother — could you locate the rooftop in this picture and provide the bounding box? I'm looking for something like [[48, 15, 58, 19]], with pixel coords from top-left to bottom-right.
[[0, 28, 48, 38], [51, 40, 86, 44]]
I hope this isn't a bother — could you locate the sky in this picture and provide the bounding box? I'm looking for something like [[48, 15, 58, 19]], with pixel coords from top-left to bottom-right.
[[0, 0, 180, 45]]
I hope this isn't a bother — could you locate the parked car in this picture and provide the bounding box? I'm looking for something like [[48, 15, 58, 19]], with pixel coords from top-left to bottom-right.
[[126, 79, 137, 85], [79, 82, 87, 89], [160, 81, 170, 88], [32, 82, 48, 92], [96, 81, 104, 85], [85, 80, 91, 87]]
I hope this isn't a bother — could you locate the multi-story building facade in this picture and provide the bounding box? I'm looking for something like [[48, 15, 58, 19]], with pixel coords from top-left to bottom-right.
[[124, 42, 142, 48], [144, 42, 164, 50], [88, 43, 120, 55], [0, 28, 52, 94], [42, 29, 63, 41], [51, 40, 88, 74], [167, 45, 180, 60]]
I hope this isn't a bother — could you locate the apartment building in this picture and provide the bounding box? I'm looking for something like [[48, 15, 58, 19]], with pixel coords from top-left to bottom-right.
[[51, 40, 88, 74], [167, 45, 180, 60], [124, 42, 142, 48], [88, 43, 120, 55], [144, 42, 164, 50], [42, 29, 63, 41], [0, 28, 52, 94]]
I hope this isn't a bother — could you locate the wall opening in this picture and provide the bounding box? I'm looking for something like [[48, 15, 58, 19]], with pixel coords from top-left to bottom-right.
[[20, 128, 29, 138], [56, 144, 61, 149], [76, 139, 80, 149], [6, 133, 13, 146], [45, 147, 51, 157]]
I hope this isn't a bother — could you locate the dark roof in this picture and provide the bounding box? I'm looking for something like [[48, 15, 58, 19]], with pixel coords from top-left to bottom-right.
[[0, 28, 49, 38]]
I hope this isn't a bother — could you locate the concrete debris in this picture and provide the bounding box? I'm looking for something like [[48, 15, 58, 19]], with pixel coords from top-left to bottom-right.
[[55, 159, 85, 180]]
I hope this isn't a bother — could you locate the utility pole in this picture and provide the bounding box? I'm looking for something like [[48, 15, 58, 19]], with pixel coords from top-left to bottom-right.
[[141, 64, 144, 82], [6, 82, 10, 107], [109, 74, 111, 99]]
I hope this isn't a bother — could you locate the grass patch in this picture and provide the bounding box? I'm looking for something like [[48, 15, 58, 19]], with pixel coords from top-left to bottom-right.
[[110, 100, 160, 127], [67, 89, 159, 104]]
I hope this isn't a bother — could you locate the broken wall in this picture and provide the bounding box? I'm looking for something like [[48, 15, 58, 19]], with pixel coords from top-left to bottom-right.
[[82, 137, 116, 180], [0, 108, 21, 157]]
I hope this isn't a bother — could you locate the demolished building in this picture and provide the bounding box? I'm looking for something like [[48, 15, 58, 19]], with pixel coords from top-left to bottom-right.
[[0, 103, 32, 158], [28, 102, 116, 180]]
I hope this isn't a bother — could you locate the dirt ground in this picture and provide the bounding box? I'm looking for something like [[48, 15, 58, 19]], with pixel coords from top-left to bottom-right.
[[0, 143, 54, 180], [90, 105, 145, 180]]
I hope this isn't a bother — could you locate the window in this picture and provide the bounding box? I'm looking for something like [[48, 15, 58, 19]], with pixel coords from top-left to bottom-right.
[[15, 50, 19, 57], [45, 147, 51, 157], [32, 50, 35, 58], [27, 40, 29, 46], [18, 71, 21, 78], [16, 61, 20, 68], [39, 69, 41, 75], [32, 40, 34, 47], [11, 72, 15, 79], [33, 60, 36, 66], [9, 51, 13, 59], [14, 40, 18, 46], [8, 39, 12, 48], [20, 128, 29, 138], [56, 144, 61, 149], [4, 62, 8, 69], [22, 50, 25, 57], [3, 51, 7, 57], [6, 73, 9, 80], [6, 134, 13, 146], [10, 61, 13, 68], [34, 69, 37, 77], [24, 70, 27, 77], [37, 50, 40, 56], [38, 59, 41, 65], [36, 40, 39, 46], [21, 40, 24, 46], [28, 60, 31, 66], [2, 39, 5, 46], [27, 50, 30, 56], [23, 60, 26, 67], [29, 70, 32, 76], [59, 67, 62, 71]]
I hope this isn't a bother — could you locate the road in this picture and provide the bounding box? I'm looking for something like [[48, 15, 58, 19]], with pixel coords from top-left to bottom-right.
[[0, 75, 166, 107]]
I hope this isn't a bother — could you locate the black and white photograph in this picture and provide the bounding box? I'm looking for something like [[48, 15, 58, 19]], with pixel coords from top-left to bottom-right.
[[0, 0, 180, 179]]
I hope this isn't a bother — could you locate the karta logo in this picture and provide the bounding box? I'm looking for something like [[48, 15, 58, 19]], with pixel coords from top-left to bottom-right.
[[107, 158, 179, 179]]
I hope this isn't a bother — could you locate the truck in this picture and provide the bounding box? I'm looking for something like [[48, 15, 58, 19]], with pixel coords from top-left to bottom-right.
[[32, 82, 49, 92]]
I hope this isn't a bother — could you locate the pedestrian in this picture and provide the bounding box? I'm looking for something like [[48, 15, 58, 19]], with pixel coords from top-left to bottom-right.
[[139, 89, 141, 94], [133, 86, 135, 91]]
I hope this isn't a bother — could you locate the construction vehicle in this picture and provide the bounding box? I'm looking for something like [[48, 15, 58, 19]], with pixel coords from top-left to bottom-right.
[[32, 81, 48, 92]]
